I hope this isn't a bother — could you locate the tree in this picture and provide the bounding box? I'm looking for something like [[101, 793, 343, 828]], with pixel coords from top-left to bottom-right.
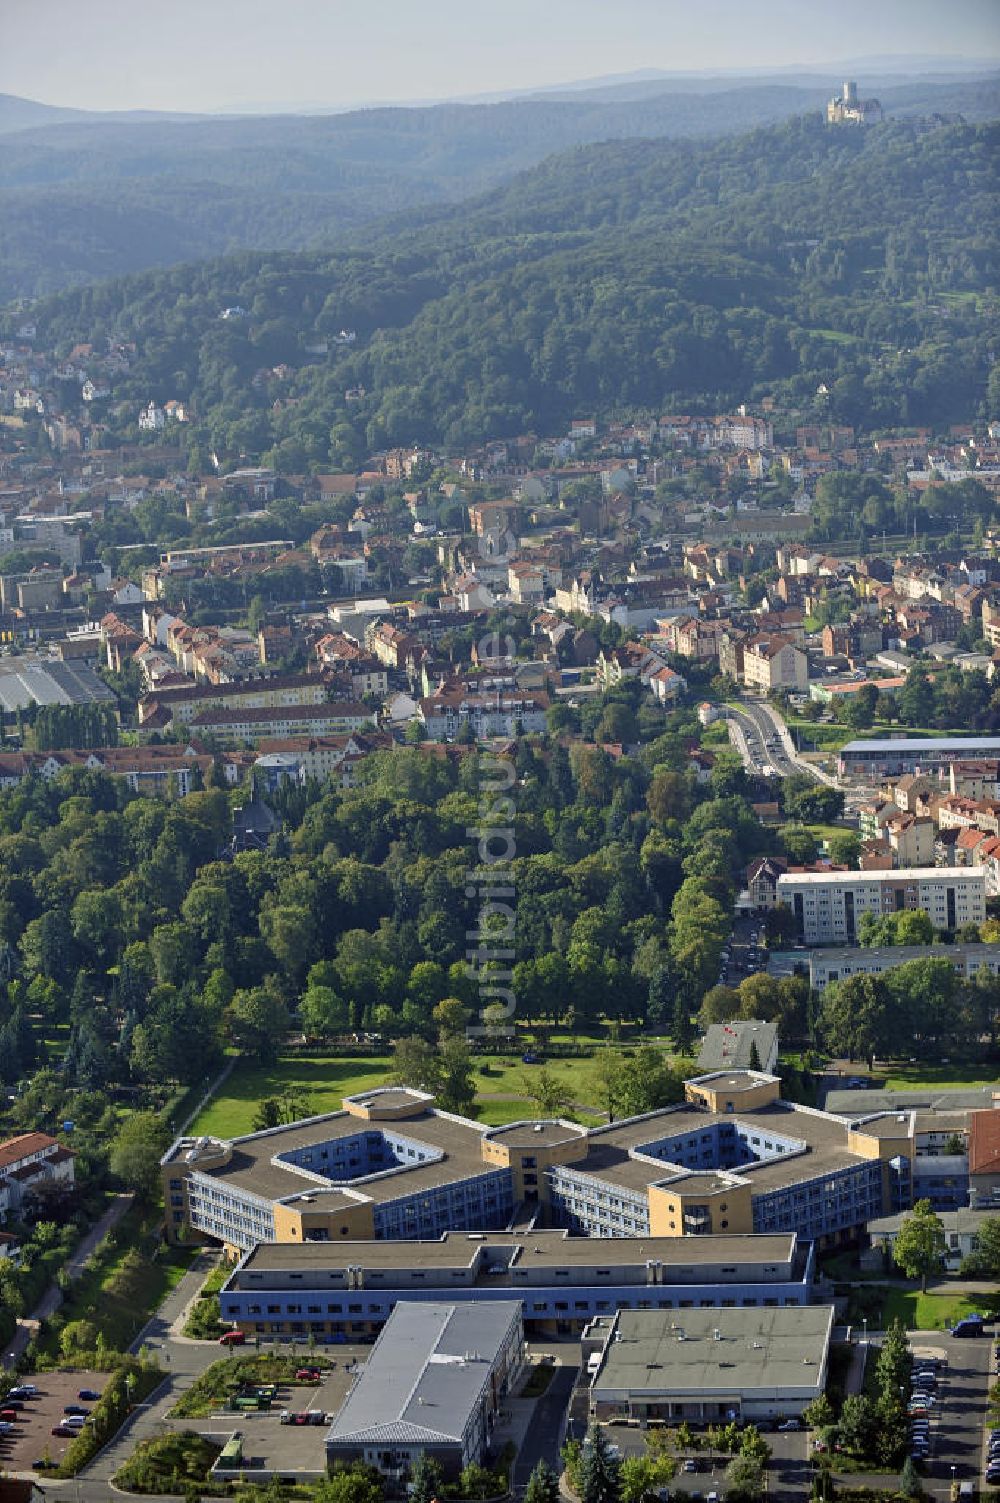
[[802, 1394, 835, 1430], [299, 984, 348, 1040], [959, 1215, 1000, 1278], [316, 1464, 385, 1503], [780, 824, 818, 865], [724, 1455, 765, 1503], [616, 1047, 684, 1117], [437, 1037, 476, 1115], [391, 1036, 442, 1093], [408, 1453, 444, 1503], [898, 1456, 922, 1498], [827, 831, 861, 868], [110, 1111, 171, 1200], [837, 1394, 876, 1457], [619, 1455, 675, 1503], [432, 996, 470, 1038], [227, 985, 290, 1064], [579, 1426, 622, 1503], [739, 1426, 771, 1465], [525, 1459, 561, 1503], [893, 1200, 946, 1291], [818, 974, 891, 1065], [524, 1066, 573, 1117]]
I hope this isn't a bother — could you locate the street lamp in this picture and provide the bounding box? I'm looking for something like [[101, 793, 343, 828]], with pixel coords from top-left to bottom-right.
[[862, 1317, 867, 1346]]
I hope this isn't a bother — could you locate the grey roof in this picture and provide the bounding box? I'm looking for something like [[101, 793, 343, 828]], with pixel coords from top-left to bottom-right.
[[593, 1306, 834, 1400], [235, 1229, 798, 1278], [868, 1208, 995, 1237], [326, 1301, 521, 1447], [825, 1084, 999, 1116], [698, 1020, 777, 1073], [0, 655, 115, 711], [840, 737, 1000, 754]]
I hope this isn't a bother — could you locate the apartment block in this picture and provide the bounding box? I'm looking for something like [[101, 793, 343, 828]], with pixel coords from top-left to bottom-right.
[[777, 867, 986, 944]]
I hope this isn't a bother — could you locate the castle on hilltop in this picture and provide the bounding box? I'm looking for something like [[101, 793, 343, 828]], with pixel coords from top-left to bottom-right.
[[827, 79, 883, 125]]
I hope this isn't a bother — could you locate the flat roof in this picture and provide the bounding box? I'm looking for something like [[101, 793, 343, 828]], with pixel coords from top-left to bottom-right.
[[809, 944, 1000, 965], [594, 1306, 834, 1398], [484, 1120, 586, 1150], [840, 737, 1000, 754], [824, 1085, 998, 1116], [326, 1301, 520, 1446], [777, 867, 983, 884], [178, 1108, 489, 1206], [577, 1101, 861, 1194], [235, 1229, 798, 1277]]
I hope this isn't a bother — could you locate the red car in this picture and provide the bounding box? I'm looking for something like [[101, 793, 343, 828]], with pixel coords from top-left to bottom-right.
[[218, 1330, 246, 1346], [295, 1368, 321, 1382]]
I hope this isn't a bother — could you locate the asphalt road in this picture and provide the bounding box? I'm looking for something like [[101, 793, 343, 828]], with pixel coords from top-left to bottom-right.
[[921, 1331, 995, 1493], [512, 1363, 578, 1494], [727, 700, 810, 782]]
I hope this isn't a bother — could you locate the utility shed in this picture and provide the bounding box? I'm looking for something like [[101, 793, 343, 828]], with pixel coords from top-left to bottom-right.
[[590, 1305, 834, 1424], [325, 1300, 523, 1490]]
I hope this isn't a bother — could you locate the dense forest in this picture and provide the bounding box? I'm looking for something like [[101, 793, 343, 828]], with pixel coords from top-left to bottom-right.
[[16, 115, 999, 457], [0, 74, 996, 301]]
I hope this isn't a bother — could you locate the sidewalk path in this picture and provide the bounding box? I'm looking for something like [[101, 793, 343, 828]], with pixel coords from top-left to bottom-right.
[[2, 1191, 134, 1370]]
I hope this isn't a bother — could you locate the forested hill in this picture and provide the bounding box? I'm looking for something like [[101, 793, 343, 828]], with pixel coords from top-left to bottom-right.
[[17, 115, 1000, 459], [0, 72, 997, 302]]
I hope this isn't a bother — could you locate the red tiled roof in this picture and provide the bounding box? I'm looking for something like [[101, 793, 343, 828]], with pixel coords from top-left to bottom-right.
[[0, 1133, 59, 1173], [968, 1108, 1000, 1176]]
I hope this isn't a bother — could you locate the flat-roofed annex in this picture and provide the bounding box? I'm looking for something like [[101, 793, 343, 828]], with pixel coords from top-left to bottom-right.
[[233, 1228, 801, 1277], [593, 1305, 835, 1399]]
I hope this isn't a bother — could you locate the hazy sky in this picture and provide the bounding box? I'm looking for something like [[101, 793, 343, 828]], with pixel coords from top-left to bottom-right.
[[2, 0, 999, 113]]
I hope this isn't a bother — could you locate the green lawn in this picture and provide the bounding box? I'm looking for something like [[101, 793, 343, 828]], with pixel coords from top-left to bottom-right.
[[881, 1290, 1000, 1331], [188, 1040, 689, 1138], [879, 1062, 999, 1091], [807, 823, 853, 847], [189, 1054, 393, 1137]]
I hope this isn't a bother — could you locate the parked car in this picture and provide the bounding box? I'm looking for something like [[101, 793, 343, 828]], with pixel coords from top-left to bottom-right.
[[0, 1409, 20, 1422], [219, 1330, 246, 1346], [78, 1388, 101, 1401], [51, 1425, 76, 1437], [63, 1405, 89, 1416], [295, 1368, 321, 1382], [778, 1419, 802, 1431], [32, 1458, 57, 1470]]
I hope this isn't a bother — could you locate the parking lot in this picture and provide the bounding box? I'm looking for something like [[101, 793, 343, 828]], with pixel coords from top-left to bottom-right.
[[914, 1331, 995, 1489], [185, 1358, 363, 1481], [600, 1419, 808, 1503], [0, 1368, 108, 1472]]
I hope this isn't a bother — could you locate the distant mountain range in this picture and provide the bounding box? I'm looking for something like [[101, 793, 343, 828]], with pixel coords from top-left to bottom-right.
[[0, 68, 996, 304]]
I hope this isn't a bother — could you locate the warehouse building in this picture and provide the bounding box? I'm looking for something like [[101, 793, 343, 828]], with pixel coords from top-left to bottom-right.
[[218, 1228, 816, 1340], [776, 867, 986, 944], [587, 1305, 834, 1425], [325, 1300, 523, 1489], [838, 737, 1000, 780]]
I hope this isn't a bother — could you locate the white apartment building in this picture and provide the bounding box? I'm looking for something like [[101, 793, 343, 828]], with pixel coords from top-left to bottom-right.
[[742, 635, 809, 693], [777, 867, 986, 945]]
